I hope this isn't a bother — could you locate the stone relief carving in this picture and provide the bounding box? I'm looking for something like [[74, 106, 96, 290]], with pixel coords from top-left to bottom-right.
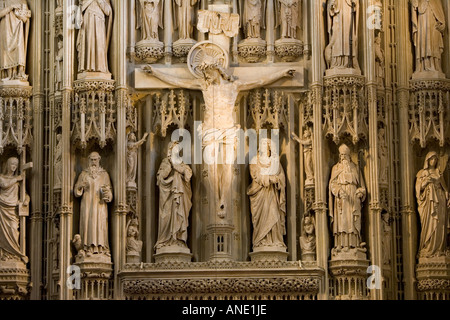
[[54, 134, 62, 189], [0, 0, 31, 81], [411, 0, 446, 77], [325, 0, 360, 73], [375, 33, 385, 87], [155, 141, 193, 253], [378, 128, 388, 185], [55, 39, 63, 92], [126, 132, 148, 188], [381, 211, 392, 265], [300, 214, 316, 261], [248, 138, 287, 253], [276, 0, 301, 39], [174, 0, 199, 40], [144, 43, 294, 220], [126, 217, 143, 263], [76, 0, 113, 75], [292, 127, 314, 186], [329, 144, 366, 253], [240, 0, 265, 39], [0, 157, 28, 263], [73, 152, 113, 260], [415, 151, 450, 259], [137, 0, 163, 41]]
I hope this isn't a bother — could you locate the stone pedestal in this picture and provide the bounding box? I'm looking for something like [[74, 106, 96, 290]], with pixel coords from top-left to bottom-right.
[[275, 38, 303, 62], [0, 261, 30, 300], [173, 38, 197, 63], [135, 40, 164, 64], [74, 255, 113, 300], [238, 38, 267, 63], [250, 246, 288, 262], [416, 256, 450, 300], [329, 249, 369, 300], [154, 246, 192, 264]]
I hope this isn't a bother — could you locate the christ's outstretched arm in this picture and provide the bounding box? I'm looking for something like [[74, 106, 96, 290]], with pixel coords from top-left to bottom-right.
[[143, 65, 202, 90], [236, 69, 296, 92]]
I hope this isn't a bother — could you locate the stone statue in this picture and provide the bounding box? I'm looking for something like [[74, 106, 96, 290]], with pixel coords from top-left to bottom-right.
[[126, 132, 149, 187], [276, 0, 301, 39], [381, 211, 392, 265], [329, 144, 366, 252], [76, 0, 113, 74], [173, 0, 199, 40], [292, 128, 314, 186], [248, 138, 287, 250], [0, 157, 28, 263], [375, 33, 385, 86], [55, 39, 63, 91], [155, 141, 193, 251], [126, 218, 143, 259], [411, 0, 446, 75], [136, 0, 163, 41], [300, 214, 316, 258], [0, 0, 31, 81], [325, 0, 360, 71], [74, 152, 113, 257], [54, 134, 62, 189], [378, 128, 388, 184], [144, 51, 295, 218], [415, 151, 450, 258], [240, 0, 265, 39]]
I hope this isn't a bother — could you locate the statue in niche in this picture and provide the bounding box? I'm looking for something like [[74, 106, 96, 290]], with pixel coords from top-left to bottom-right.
[[0, 0, 31, 81], [55, 39, 63, 91], [375, 33, 385, 87], [378, 128, 388, 184], [415, 151, 450, 258], [276, 0, 301, 39], [411, 0, 446, 75], [240, 0, 265, 39], [126, 132, 149, 188], [54, 134, 63, 189], [325, 0, 360, 71], [329, 144, 366, 252], [173, 0, 199, 40], [381, 211, 392, 265], [74, 152, 113, 258], [248, 138, 287, 250], [0, 157, 28, 263], [155, 141, 193, 251], [144, 47, 295, 219], [136, 0, 163, 41], [76, 0, 113, 74], [292, 128, 314, 186], [300, 214, 316, 258], [126, 218, 143, 259]]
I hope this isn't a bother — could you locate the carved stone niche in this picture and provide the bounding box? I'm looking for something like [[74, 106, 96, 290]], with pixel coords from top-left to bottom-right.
[[409, 79, 450, 148], [275, 38, 303, 62], [238, 37, 267, 63], [71, 78, 116, 149], [323, 75, 368, 145], [416, 256, 450, 300]]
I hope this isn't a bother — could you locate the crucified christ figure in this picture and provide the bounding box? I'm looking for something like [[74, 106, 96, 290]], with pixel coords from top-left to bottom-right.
[[143, 62, 295, 219]]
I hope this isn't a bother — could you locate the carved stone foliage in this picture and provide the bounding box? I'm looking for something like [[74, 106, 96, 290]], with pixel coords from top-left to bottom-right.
[[409, 79, 450, 148], [247, 89, 288, 131], [71, 79, 116, 148], [123, 277, 320, 296], [323, 75, 367, 145], [0, 86, 33, 154], [152, 90, 192, 137]]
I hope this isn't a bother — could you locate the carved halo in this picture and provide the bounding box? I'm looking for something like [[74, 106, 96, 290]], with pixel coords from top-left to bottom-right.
[[187, 41, 229, 79]]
